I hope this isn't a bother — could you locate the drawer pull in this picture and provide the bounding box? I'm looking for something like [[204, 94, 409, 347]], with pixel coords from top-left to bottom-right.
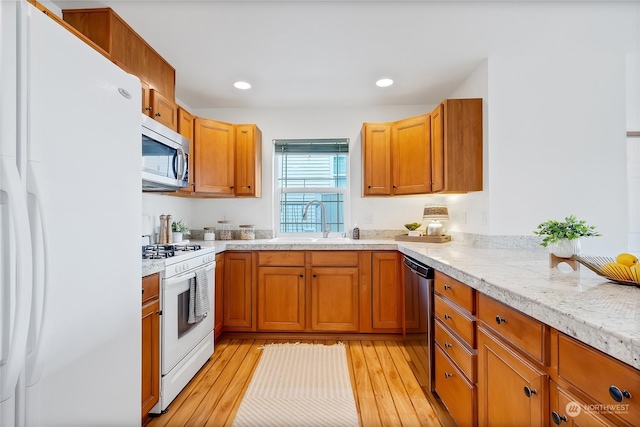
[[299, 274, 303, 278], [609, 385, 632, 402], [444, 314, 452, 320], [551, 412, 567, 425], [444, 372, 453, 378], [443, 284, 451, 290], [444, 342, 453, 349], [495, 315, 507, 325], [523, 386, 537, 397]]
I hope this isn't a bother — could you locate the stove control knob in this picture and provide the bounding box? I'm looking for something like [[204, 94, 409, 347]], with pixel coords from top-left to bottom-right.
[[174, 266, 179, 274], [183, 262, 189, 271]]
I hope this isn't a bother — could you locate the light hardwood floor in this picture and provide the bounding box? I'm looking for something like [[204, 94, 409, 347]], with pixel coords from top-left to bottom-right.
[[147, 336, 455, 427]]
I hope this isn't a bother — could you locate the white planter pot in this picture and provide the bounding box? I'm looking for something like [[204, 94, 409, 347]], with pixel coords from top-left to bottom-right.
[[549, 238, 581, 258], [172, 232, 183, 243]]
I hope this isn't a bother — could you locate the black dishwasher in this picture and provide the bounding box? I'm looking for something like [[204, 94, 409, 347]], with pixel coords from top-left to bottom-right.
[[403, 255, 434, 391]]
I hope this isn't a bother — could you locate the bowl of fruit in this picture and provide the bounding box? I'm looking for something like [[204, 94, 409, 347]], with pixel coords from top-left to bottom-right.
[[576, 253, 640, 287]]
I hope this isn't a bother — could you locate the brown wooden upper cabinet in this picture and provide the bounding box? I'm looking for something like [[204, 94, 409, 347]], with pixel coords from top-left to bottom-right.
[[431, 99, 483, 193], [193, 118, 262, 197], [362, 98, 483, 196], [177, 107, 195, 194], [149, 89, 178, 132], [62, 8, 175, 100], [362, 115, 431, 196]]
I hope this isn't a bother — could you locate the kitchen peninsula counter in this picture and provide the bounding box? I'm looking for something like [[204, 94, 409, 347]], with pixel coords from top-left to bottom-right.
[[147, 238, 640, 370]]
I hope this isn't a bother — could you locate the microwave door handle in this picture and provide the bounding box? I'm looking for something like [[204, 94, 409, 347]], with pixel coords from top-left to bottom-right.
[[174, 148, 187, 181], [178, 149, 188, 181], [172, 151, 179, 179]]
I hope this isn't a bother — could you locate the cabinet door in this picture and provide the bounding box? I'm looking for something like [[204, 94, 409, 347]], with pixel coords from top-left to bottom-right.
[[434, 345, 476, 427], [235, 124, 262, 197], [141, 80, 151, 115], [214, 253, 224, 339], [257, 266, 306, 331], [177, 107, 195, 194], [223, 252, 253, 330], [371, 252, 402, 330], [141, 298, 160, 417], [311, 267, 359, 332], [550, 382, 614, 427], [362, 123, 392, 195], [430, 103, 445, 193], [477, 326, 548, 427], [149, 89, 178, 131], [391, 114, 431, 195], [194, 118, 235, 195]]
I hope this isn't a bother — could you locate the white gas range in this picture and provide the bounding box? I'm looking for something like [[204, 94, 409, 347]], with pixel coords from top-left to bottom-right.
[[144, 243, 216, 415]]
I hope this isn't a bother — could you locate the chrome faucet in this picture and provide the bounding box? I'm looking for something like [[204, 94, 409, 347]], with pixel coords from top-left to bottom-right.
[[302, 200, 331, 238]]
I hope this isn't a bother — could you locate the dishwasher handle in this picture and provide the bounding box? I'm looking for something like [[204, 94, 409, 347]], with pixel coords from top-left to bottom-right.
[[403, 256, 430, 279]]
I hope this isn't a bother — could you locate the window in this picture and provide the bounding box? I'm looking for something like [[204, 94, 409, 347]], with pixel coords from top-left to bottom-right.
[[274, 139, 349, 235]]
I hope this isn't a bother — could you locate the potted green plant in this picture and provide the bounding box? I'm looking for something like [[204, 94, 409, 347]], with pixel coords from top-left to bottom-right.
[[171, 220, 190, 243], [404, 222, 422, 237], [533, 214, 601, 257]]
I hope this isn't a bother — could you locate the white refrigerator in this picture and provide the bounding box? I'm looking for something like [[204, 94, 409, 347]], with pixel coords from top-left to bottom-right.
[[1, 1, 142, 426]]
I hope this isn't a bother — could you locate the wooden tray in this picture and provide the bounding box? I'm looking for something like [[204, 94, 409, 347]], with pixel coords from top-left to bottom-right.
[[394, 234, 452, 243]]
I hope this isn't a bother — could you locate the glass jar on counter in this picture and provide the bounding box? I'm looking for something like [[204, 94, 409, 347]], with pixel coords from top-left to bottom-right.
[[218, 220, 233, 240], [204, 227, 216, 241], [239, 224, 255, 240]]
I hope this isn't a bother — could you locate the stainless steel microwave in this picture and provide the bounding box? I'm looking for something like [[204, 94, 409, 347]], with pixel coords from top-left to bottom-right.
[[141, 114, 189, 191]]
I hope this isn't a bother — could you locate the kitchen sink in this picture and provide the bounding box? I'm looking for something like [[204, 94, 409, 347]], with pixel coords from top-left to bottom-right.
[[268, 236, 352, 243]]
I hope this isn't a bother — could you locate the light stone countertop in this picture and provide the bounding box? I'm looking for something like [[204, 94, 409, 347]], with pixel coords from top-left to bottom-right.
[[143, 238, 640, 369]]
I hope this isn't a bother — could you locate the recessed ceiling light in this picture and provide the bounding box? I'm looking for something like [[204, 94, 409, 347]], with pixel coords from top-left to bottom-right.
[[234, 81, 251, 90], [376, 78, 393, 87]]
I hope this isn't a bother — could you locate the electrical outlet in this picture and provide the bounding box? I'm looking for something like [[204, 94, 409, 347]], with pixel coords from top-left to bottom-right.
[[482, 211, 487, 225], [463, 211, 467, 224]]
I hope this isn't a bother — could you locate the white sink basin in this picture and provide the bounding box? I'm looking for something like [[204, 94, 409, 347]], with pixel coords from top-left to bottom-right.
[[268, 236, 352, 243]]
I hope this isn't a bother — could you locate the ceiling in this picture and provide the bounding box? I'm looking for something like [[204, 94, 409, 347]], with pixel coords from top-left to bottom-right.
[[51, 1, 638, 109]]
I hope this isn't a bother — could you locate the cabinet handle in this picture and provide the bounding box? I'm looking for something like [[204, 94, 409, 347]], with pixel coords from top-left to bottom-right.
[[444, 372, 453, 378], [523, 386, 537, 397], [443, 284, 451, 290], [444, 314, 452, 320], [609, 385, 632, 402], [248, 185, 251, 189], [444, 342, 453, 349], [368, 185, 372, 189], [313, 274, 317, 278], [142, 289, 144, 294], [551, 412, 567, 425], [393, 185, 397, 189], [495, 315, 507, 325], [299, 274, 303, 278], [155, 112, 162, 117], [145, 106, 152, 111], [230, 186, 234, 189]]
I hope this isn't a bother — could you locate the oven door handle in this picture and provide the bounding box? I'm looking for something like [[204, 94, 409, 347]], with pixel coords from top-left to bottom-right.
[[164, 262, 215, 288]]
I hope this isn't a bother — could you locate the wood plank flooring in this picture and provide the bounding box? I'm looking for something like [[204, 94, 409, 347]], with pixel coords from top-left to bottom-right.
[[147, 336, 456, 427]]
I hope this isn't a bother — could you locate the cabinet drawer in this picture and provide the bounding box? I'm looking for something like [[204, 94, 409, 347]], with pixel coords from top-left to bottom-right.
[[558, 334, 640, 427], [434, 345, 476, 427], [142, 273, 159, 304], [434, 294, 476, 347], [434, 271, 475, 313], [310, 251, 359, 266], [435, 319, 476, 382], [551, 381, 615, 427], [258, 251, 305, 266], [478, 293, 547, 364]]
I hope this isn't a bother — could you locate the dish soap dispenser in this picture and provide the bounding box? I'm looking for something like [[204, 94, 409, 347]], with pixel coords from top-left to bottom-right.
[[352, 223, 360, 240]]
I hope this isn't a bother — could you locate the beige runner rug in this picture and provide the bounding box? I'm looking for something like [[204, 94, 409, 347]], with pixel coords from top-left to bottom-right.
[[232, 343, 360, 427]]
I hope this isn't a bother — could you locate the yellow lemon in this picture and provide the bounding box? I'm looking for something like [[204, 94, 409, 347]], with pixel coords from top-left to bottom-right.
[[616, 253, 638, 267], [601, 262, 633, 280]]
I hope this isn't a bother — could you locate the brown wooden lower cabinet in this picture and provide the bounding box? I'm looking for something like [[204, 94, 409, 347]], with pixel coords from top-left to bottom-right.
[[477, 325, 548, 427], [257, 266, 306, 331], [310, 266, 359, 332], [214, 252, 224, 339], [223, 252, 254, 330], [141, 273, 160, 420], [550, 381, 614, 427], [434, 344, 477, 427], [371, 251, 402, 330]]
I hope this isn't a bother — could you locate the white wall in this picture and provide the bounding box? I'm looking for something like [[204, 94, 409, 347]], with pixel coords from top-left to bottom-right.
[[486, 55, 628, 253], [142, 193, 192, 239]]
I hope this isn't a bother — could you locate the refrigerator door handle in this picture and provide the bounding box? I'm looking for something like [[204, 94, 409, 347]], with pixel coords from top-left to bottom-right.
[[0, 157, 33, 401], [25, 163, 49, 387]]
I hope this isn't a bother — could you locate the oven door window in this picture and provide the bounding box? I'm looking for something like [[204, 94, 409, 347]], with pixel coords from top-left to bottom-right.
[[142, 135, 179, 180]]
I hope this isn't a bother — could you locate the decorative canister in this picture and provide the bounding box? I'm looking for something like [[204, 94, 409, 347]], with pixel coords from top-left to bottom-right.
[[204, 227, 216, 241], [239, 224, 255, 240], [218, 220, 233, 240]]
